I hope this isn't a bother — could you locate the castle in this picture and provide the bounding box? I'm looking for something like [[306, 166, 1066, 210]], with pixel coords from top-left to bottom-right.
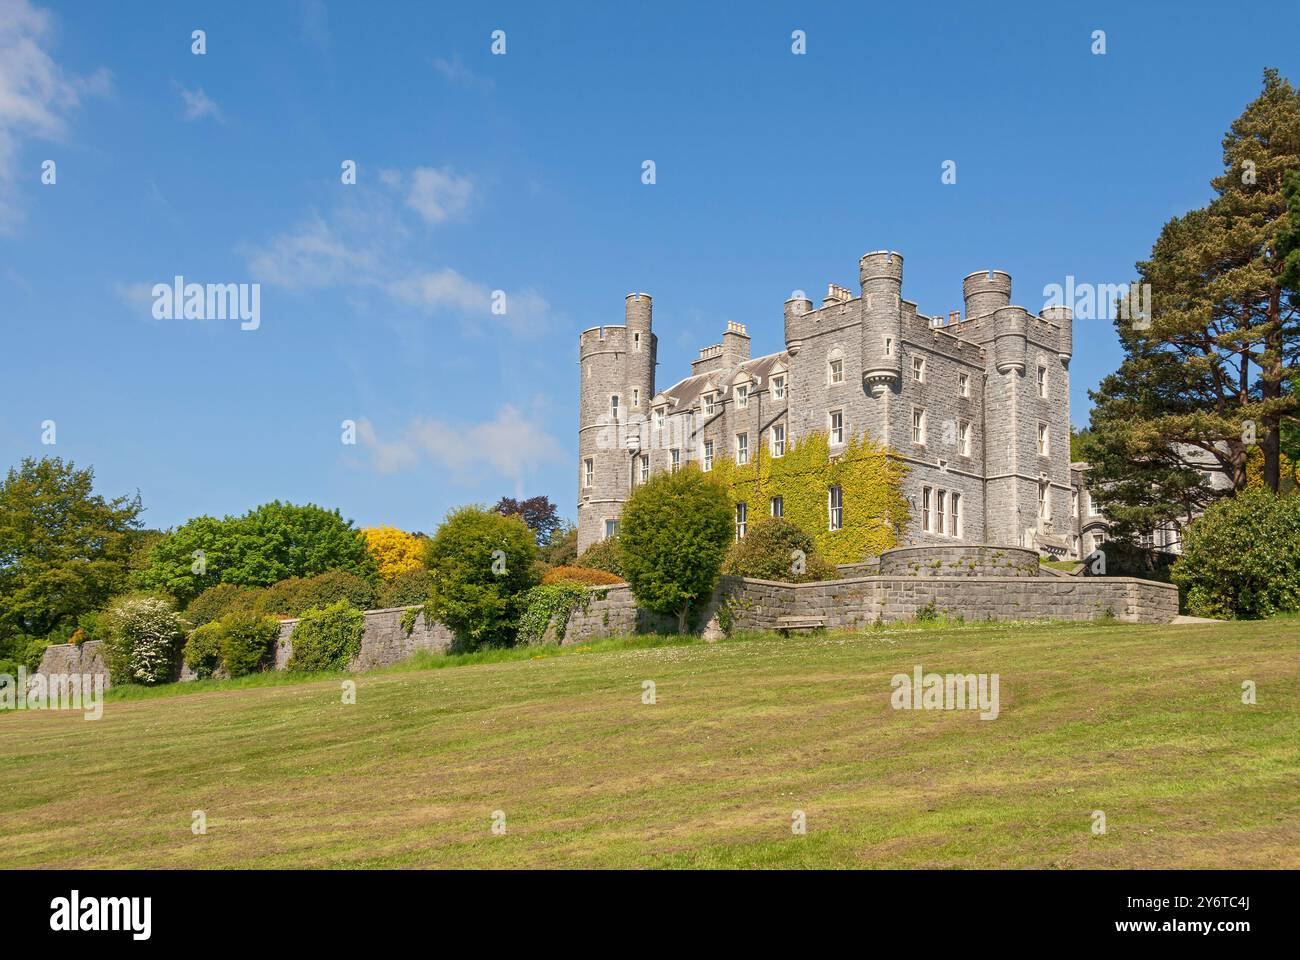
[[577, 250, 1103, 559]]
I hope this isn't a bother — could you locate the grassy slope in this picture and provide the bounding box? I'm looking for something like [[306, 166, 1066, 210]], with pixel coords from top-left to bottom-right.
[[1, 619, 1297, 869]]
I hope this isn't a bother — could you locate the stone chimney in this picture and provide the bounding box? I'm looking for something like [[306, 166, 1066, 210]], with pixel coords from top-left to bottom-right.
[[721, 320, 750, 368]]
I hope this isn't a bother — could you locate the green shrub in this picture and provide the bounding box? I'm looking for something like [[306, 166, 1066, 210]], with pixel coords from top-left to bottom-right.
[[287, 601, 365, 672], [721, 517, 840, 583], [377, 568, 435, 608], [424, 507, 539, 650], [183, 621, 225, 679], [100, 595, 188, 685], [0, 659, 21, 679], [1171, 488, 1300, 619], [576, 537, 623, 577], [217, 612, 281, 677], [619, 467, 733, 632], [254, 570, 377, 618], [184, 582, 258, 626], [517, 583, 591, 645]]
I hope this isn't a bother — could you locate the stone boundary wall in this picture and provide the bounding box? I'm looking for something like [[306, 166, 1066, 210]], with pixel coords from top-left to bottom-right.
[[562, 572, 1179, 643], [32, 575, 1179, 686], [878, 544, 1040, 578], [272, 606, 454, 671], [31, 639, 110, 688]]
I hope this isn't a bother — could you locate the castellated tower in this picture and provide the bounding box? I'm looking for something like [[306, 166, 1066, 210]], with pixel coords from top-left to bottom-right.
[[576, 294, 657, 551], [964, 271, 1072, 547], [859, 251, 904, 396]]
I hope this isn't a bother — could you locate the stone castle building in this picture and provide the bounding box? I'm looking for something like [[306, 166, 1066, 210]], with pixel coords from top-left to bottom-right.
[[577, 250, 1091, 558]]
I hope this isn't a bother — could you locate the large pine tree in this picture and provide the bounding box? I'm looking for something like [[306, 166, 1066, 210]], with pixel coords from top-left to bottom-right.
[[1085, 68, 1300, 539]]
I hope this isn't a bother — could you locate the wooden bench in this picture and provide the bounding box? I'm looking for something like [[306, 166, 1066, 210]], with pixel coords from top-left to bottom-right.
[[775, 616, 827, 635]]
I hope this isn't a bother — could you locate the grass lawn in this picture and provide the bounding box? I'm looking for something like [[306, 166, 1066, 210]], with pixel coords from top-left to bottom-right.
[[2, 618, 1297, 868]]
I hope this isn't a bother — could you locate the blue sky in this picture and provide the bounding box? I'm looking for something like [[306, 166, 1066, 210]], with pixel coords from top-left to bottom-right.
[[2, 0, 1296, 534]]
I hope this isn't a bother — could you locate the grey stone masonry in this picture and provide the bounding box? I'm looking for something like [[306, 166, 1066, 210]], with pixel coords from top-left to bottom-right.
[[576, 248, 1077, 560], [878, 544, 1040, 578], [560, 572, 1178, 643], [274, 606, 455, 671]]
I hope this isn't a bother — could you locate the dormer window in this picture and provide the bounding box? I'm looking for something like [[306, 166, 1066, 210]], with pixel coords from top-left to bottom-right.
[[654, 407, 665, 430], [736, 383, 749, 409], [703, 392, 716, 415], [772, 375, 786, 400]]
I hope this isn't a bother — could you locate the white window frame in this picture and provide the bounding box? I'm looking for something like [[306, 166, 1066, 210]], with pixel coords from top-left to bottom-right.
[[936, 490, 947, 535], [829, 410, 844, 446], [1071, 489, 1079, 518], [958, 372, 969, 397], [959, 420, 971, 456], [770, 495, 783, 518], [735, 501, 747, 540], [772, 423, 785, 458], [703, 440, 714, 472], [583, 458, 593, 489], [736, 383, 749, 409], [1037, 365, 1047, 398], [736, 432, 749, 465], [912, 356, 925, 382], [772, 375, 786, 400], [1038, 422, 1049, 456], [829, 358, 844, 385], [703, 392, 715, 415], [828, 485, 843, 531], [922, 486, 933, 532], [912, 408, 926, 446], [670, 449, 680, 473], [949, 492, 960, 537], [604, 519, 619, 540]]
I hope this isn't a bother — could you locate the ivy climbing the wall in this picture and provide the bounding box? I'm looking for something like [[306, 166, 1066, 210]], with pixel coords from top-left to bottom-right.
[[707, 431, 908, 565]]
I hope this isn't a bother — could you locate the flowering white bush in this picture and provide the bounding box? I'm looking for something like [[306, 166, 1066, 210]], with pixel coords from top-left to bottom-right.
[[101, 596, 187, 685]]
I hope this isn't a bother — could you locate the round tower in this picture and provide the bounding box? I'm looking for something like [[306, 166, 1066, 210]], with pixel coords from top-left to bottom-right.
[[783, 292, 813, 356], [577, 319, 634, 552], [624, 293, 656, 418], [1041, 304, 1072, 364], [993, 304, 1028, 374], [859, 250, 904, 395], [962, 270, 1012, 321]]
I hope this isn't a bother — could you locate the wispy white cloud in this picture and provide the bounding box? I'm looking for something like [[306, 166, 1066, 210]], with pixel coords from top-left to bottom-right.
[[0, 0, 110, 229], [431, 55, 492, 91], [354, 406, 565, 494], [378, 165, 474, 223], [298, 0, 330, 53], [243, 170, 554, 337], [180, 86, 222, 122]]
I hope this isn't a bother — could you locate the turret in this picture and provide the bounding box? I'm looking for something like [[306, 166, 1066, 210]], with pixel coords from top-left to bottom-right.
[[625, 293, 656, 417], [859, 250, 904, 395], [1041, 304, 1072, 365], [993, 304, 1028, 374], [783, 293, 813, 356], [962, 270, 1012, 321]]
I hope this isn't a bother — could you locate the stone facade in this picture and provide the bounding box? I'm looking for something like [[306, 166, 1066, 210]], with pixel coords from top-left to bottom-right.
[[576, 250, 1078, 558], [878, 544, 1040, 578]]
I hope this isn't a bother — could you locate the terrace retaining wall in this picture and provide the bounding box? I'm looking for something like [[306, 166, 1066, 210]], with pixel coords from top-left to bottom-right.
[[31, 573, 1179, 687]]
